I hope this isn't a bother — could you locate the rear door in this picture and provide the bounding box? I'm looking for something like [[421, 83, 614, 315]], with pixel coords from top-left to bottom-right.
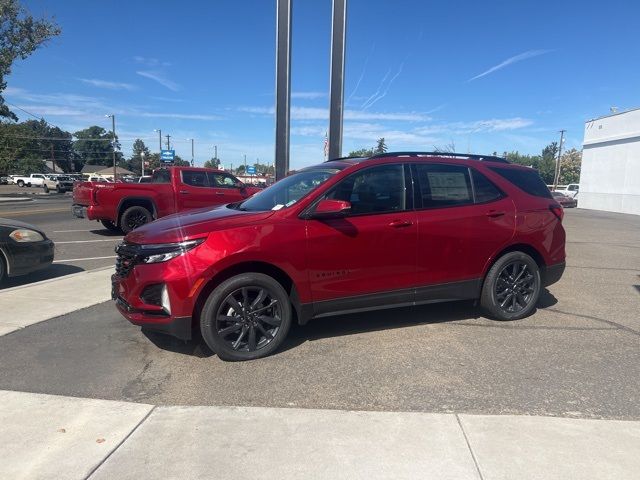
[[207, 172, 248, 204], [413, 163, 515, 292], [176, 169, 215, 209]]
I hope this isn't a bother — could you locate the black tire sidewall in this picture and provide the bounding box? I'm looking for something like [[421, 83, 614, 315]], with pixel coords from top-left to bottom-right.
[[200, 273, 292, 361], [101, 220, 122, 232], [0, 255, 6, 284], [481, 251, 541, 321], [120, 206, 152, 233]]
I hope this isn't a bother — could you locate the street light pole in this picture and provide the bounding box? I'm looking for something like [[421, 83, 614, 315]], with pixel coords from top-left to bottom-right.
[[141, 151, 146, 177], [191, 138, 194, 166], [154, 129, 162, 152], [106, 114, 117, 181]]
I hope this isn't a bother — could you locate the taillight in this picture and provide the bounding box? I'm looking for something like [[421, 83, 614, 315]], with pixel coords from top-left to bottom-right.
[[550, 204, 564, 221], [92, 188, 99, 205]]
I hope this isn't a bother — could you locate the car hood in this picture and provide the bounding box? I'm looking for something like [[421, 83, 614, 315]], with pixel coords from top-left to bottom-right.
[[0, 217, 45, 233], [125, 205, 276, 244]]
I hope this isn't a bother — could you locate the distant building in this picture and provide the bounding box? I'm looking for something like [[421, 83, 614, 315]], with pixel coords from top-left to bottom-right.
[[581, 108, 640, 215]]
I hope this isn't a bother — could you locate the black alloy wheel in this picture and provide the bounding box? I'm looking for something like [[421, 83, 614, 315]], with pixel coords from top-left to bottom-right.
[[200, 273, 292, 361], [480, 251, 541, 321], [494, 261, 536, 314], [120, 206, 152, 234]]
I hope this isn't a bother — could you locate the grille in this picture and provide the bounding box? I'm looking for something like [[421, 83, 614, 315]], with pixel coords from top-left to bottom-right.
[[115, 243, 141, 278]]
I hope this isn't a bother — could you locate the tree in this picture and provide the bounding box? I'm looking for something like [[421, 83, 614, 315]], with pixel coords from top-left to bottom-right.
[[348, 147, 374, 157], [1, 0, 60, 120], [374, 137, 387, 154], [73, 126, 119, 167], [559, 148, 582, 184], [127, 139, 151, 175], [204, 157, 221, 169], [539, 142, 558, 184], [0, 119, 73, 173]]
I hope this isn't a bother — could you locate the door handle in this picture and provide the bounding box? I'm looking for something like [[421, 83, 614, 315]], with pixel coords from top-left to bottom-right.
[[486, 210, 505, 218], [388, 220, 413, 228], [179, 190, 189, 195], [215, 192, 225, 195]]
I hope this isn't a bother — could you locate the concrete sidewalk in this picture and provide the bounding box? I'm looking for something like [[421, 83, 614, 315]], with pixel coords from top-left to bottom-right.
[[0, 267, 112, 336], [1, 390, 638, 480]]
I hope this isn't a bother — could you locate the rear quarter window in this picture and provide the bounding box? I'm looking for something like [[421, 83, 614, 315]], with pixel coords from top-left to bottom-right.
[[489, 167, 552, 199]]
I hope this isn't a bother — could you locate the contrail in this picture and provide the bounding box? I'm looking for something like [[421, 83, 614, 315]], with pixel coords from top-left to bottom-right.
[[361, 68, 391, 109], [468, 49, 552, 82], [363, 59, 406, 110], [346, 44, 375, 105]]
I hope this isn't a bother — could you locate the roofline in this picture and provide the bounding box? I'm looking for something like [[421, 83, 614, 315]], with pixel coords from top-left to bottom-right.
[[585, 106, 640, 122], [327, 151, 509, 164]]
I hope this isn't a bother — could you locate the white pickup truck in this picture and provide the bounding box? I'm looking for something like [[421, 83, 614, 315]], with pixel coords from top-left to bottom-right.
[[12, 173, 47, 188]]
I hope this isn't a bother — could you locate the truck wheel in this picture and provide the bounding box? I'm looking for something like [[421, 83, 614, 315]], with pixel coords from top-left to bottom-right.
[[43, 184, 49, 193], [120, 206, 152, 234], [100, 220, 122, 232], [0, 255, 6, 285], [56, 185, 63, 194], [17, 180, 24, 187], [200, 273, 292, 361]]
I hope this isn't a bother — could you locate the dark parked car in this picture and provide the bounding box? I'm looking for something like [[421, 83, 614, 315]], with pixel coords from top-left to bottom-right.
[[552, 191, 577, 208], [112, 151, 566, 361], [0, 218, 55, 285]]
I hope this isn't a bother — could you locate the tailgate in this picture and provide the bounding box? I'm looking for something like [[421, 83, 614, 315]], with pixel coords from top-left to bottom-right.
[[72, 182, 95, 206]]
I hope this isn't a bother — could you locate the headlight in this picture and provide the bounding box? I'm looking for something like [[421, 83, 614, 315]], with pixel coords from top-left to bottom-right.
[[10, 229, 45, 242], [139, 238, 205, 264]]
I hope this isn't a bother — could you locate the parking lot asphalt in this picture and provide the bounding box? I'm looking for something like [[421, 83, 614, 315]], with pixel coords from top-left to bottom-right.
[[0, 194, 121, 288], [0, 208, 638, 420]]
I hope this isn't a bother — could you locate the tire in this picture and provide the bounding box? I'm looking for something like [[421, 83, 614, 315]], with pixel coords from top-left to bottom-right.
[[0, 254, 6, 285], [200, 273, 292, 361], [17, 180, 24, 187], [43, 184, 49, 193], [119, 206, 152, 234], [56, 185, 63, 194], [480, 251, 541, 321], [101, 220, 122, 232]]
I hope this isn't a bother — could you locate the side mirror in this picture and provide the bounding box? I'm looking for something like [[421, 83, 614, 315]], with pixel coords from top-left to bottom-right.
[[310, 199, 351, 219]]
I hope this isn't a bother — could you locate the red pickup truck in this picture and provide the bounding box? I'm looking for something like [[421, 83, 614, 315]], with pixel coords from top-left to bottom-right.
[[72, 167, 261, 233]]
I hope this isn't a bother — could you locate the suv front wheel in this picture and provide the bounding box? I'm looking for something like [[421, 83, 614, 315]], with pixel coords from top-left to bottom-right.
[[481, 251, 541, 321], [200, 273, 292, 361]]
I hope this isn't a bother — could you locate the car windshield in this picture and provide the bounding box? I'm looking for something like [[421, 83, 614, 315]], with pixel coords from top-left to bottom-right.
[[236, 167, 342, 211]]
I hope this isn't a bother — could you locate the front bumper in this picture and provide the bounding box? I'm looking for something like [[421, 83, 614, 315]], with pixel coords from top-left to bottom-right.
[[3, 240, 54, 277]]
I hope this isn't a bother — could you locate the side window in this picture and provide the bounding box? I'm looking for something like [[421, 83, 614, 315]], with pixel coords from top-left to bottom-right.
[[471, 169, 503, 203], [568, 184, 578, 192], [181, 170, 209, 187], [152, 169, 171, 183], [415, 164, 473, 208], [208, 173, 238, 188], [326, 164, 406, 215]]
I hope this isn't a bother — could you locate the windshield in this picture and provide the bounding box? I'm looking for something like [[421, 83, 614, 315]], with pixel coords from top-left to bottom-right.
[[238, 167, 342, 211]]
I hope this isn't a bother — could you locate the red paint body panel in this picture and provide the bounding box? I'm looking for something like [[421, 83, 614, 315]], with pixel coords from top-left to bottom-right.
[[111, 155, 566, 337]]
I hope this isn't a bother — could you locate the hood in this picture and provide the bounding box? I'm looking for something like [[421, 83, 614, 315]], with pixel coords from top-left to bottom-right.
[[0, 217, 45, 234], [125, 205, 276, 244]]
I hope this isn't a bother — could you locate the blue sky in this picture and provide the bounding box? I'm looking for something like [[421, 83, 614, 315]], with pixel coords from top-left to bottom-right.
[[5, 0, 640, 169]]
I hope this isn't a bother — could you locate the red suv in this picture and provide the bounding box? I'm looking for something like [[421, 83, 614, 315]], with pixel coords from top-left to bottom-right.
[[113, 152, 566, 361]]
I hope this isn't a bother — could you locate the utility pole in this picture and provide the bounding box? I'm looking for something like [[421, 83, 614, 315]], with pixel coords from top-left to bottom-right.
[[328, 0, 347, 160], [141, 151, 146, 177], [190, 138, 195, 166], [214, 145, 218, 168], [50, 144, 55, 173], [553, 129, 566, 190], [106, 114, 117, 181], [244, 154, 247, 174], [165, 134, 171, 150], [274, 0, 292, 180], [154, 129, 162, 151]]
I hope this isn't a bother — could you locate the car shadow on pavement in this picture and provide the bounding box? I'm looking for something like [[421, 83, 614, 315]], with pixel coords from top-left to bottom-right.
[[140, 289, 559, 359], [89, 229, 123, 237], [0, 264, 84, 290]]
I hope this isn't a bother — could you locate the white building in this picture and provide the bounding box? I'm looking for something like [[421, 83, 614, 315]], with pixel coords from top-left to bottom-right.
[[581, 108, 640, 215]]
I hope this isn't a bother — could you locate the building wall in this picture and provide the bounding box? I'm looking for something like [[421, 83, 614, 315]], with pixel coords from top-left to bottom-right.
[[581, 108, 640, 215]]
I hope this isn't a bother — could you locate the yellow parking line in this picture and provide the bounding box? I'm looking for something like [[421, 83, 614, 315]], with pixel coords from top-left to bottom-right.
[[0, 207, 69, 217]]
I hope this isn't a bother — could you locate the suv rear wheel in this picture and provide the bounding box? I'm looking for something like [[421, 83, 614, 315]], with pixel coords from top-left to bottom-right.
[[200, 273, 292, 361], [481, 251, 541, 321], [100, 220, 121, 232]]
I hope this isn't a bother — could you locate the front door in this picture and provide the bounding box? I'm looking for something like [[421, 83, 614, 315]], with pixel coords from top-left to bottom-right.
[[305, 163, 417, 312], [207, 172, 248, 204]]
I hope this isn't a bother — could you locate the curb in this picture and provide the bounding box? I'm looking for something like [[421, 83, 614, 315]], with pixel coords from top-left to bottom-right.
[[0, 265, 113, 294]]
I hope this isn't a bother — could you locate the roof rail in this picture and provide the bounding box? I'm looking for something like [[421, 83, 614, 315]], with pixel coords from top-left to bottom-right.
[[368, 151, 510, 164], [325, 156, 365, 162]]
